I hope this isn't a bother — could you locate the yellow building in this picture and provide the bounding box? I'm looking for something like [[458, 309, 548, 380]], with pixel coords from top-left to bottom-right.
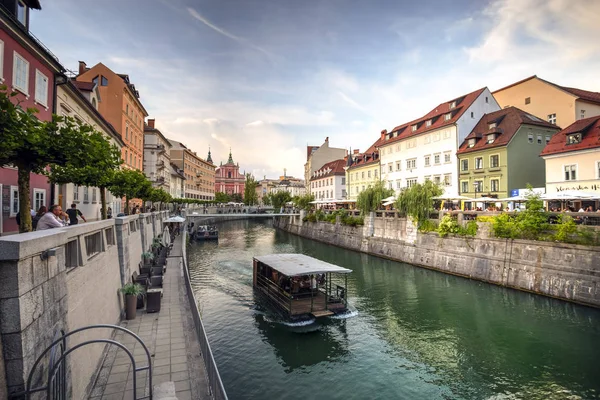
[[345, 140, 382, 200], [493, 75, 600, 128]]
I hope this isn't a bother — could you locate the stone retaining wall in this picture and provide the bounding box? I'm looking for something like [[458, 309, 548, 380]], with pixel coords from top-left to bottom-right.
[[274, 215, 600, 308]]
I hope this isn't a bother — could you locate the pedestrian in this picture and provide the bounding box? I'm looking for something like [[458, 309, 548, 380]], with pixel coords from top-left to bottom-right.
[[37, 205, 66, 230], [32, 206, 47, 230], [107, 207, 113, 219], [66, 203, 87, 225]]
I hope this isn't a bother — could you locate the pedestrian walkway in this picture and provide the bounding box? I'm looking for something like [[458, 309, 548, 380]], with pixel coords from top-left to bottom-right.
[[89, 237, 210, 399]]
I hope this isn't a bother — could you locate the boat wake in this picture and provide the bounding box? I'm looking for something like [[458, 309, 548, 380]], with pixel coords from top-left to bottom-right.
[[262, 315, 316, 327], [330, 309, 359, 319]]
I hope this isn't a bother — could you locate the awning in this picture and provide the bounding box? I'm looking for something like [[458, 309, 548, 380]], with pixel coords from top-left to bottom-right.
[[254, 254, 352, 276], [164, 216, 185, 223]]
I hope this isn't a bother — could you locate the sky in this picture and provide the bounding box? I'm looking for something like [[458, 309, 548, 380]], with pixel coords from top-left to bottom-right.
[[31, 0, 600, 179]]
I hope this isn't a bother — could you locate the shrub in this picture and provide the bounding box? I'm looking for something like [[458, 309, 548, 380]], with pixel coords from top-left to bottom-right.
[[552, 214, 577, 242], [437, 215, 461, 238], [342, 215, 364, 227], [463, 220, 478, 236], [418, 219, 438, 233]]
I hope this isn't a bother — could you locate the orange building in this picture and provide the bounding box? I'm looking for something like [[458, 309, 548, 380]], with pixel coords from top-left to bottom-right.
[[75, 61, 148, 171]]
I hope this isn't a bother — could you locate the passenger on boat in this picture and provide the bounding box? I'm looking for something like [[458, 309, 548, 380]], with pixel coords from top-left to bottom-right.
[[311, 275, 317, 290]]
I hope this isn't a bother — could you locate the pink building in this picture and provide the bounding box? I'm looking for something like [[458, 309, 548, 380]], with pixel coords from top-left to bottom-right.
[[214, 150, 245, 196], [0, 0, 65, 234]]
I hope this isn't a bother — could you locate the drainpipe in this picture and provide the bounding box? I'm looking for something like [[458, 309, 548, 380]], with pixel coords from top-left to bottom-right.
[[50, 73, 69, 204]]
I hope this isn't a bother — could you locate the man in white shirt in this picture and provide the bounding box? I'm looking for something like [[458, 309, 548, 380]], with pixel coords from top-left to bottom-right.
[[37, 205, 66, 231]]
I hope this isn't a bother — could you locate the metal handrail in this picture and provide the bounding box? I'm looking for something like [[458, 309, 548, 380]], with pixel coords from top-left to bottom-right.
[[181, 231, 228, 400]]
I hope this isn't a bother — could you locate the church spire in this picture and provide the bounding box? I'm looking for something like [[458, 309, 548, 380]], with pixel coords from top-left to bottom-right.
[[227, 148, 234, 164], [207, 147, 213, 163]]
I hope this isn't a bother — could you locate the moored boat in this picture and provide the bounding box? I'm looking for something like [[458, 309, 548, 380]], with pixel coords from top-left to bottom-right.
[[194, 225, 219, 241], [252, 254, 351, 320]]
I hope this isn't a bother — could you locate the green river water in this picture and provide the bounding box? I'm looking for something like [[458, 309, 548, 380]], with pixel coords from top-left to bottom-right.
[[187, 220, 600, 400]]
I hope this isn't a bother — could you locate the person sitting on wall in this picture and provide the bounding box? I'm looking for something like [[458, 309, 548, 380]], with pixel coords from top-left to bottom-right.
[[37, 205, 67, 230]]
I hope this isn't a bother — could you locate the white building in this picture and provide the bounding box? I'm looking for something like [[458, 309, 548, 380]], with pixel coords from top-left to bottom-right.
[[169, 163, 186, 199], [310, 159, 346, 200], [144, 119, 172, 191], [56, 80, 125, 219], [271, 178, 306, 197], [304, 137, 347, 193], [379, 87, 500, 196]]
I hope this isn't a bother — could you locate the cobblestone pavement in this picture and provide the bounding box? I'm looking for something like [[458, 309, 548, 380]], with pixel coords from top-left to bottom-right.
[[89, 238, 210, 399]]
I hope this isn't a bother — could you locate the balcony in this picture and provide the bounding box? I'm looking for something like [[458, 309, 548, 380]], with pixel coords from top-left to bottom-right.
[[156, 160, 165, 169]]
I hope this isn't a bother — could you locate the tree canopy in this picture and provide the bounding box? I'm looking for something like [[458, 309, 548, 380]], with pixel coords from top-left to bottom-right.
[[215, 192, 231, 203], [293, 193, 315, 210], [394, 180, 443, 225], [107, 169, 152, 214], [270, 191, 292, 210], [356, 180, 395, 215], [244, 174, 259, 205]]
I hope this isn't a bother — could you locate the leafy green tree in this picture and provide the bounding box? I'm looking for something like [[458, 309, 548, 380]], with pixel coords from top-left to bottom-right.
[[107, 169, 152, 214], [270, 191, 292, 210], [0, 86, 98, 232], [395, 180, 443, 226], [356, 180, 395, 215], [215, 192, 231, 203], [231, 193, 243, 203], [262, 193, 272, 206], [244, 174, 259, 205], [293, 193, 315, 210], [47, 120, 123, 220]]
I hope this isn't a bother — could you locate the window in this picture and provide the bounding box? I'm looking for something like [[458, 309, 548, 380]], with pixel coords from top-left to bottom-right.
[[0, 40, 4, 80], [564, 165, 576, 181], [83, 186, 89, 202], [85, 231, 103, 259], [487, 134, 496, 144], [597, 161, 600, 179], [490, 155, 499, 168], [92, 75, 99, 86], [581, 110, 586, 119], [34, 70, 48, 107], [388, 182, 393, 190], [406, 159, 416, 169], [548, 113, 556, 125], [341, 177, 345, 185], [470, 112, 474, 118], [444, 152, 451, 163], [424, 155, 430, 167], [126, 104, 129, 114], [525, 97, 531, 105], [361, 171, 365, 179], [528, 133, 533, 143], [125, 125, 129, 140], [426, 119, 432, 127], [407, 178, 417, 188], [545, 135, 551, 144], [444, 113, 451, 121], [388, 164, 393, 172], [17, 0, 27, 25], [537, 134, 542, 144], [101, 76, 108, 86], [443, 174, 451, 186], [490, 179, 499, 192], [396, 162, 401, 171], [396, 180, 401, 189], [13, 52, 29, 94], [488, 122, 496, 130], [10, 186, 19, 216], [73, 185, 79, 201], [567, 133, 582, 145], [468, 138, 475, 148], [374, 169, 378, 178], [474, 181, 483, 192], [485, 96, 489, 103], [411, 124, 417, 132], [461, 181, 469, 193], [450, 101, 456, 109], [33, 189, 45, 211], [475, 157, 483, 170], [460, 159, 468, 171], [92, 188, 97, 203], [433, 132, 441, 141], [367, 170, 371, 178], [434, 154, 440, 165]]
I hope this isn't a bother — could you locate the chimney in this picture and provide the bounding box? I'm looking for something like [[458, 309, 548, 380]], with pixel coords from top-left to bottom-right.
[[78, 61, 87, 75], [380, 129, 387, 140], [353, 149, 360, 154], [148, 119, 155, 128], [325, 137, 329, 142]]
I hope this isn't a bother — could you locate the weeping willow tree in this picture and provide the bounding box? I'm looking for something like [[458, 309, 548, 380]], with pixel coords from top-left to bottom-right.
[[395, 180, 443, 226], [356, 180, 395, 215]]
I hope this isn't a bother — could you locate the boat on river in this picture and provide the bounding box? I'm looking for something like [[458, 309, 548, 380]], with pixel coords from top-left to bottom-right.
[[252, 254, 351, 320], [193, 225, 219, 241]]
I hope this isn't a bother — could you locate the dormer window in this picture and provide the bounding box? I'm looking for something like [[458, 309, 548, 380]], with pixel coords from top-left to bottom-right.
[[567, 133, 582, 145], [17, 1, 28, 27], [488, 122, 496, 130], [487, 134, 496, 144], [468, 138, 476, 148], [426, 119, 432, 127], [411, 124, 417, 132], [444, 113, 452, 121], [450, 101, 456, 109]]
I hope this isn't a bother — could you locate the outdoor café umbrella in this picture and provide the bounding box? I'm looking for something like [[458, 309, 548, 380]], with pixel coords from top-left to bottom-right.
[[497, 195, 528, 202], [161, 227, 171, 247], [541, 191, 597, 200], [382, 196, 396, 203], [473, 196, 498, 203], [432, 195, 474, 201], [164, 216, 186, 223]]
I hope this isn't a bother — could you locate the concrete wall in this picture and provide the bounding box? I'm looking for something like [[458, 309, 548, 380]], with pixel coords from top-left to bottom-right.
[[0, 211, 167, 398], [275, 215, 600, 308]]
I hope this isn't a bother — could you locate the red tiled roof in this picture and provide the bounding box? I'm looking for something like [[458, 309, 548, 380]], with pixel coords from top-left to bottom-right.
[[382, 88, 487, 145], [540, 115, 600, 156], [493, 75, 600, 105], [311, 159, 346, 180], [457, 107, 559, 155], [347, 138, 381, 170], [71, 80, 95, 91]]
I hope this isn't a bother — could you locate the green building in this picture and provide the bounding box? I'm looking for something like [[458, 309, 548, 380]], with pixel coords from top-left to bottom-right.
[[457, 107, 560, 204]]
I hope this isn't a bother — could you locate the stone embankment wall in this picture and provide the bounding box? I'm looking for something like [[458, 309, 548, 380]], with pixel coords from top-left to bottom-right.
[[274, 214, 600, 308], [0, 211, 169, 399]]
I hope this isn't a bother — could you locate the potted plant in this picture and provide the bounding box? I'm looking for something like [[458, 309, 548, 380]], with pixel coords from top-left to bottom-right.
[[121, 283, 144, 320], [141, 251, 154, 266]]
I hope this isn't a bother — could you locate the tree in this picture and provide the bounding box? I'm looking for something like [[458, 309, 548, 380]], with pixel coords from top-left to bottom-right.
[[107, 169, 152, 214], [215, 192, 231, 203], [244, 174, 259, 205], [395, 180, 443, 226], [231, 193, 243, 203], [293, 193, 315, 210], [0, 86, 96, 232], [356, 180, 395, 215], [47, 120, 123, 220], [262, 193, 272, 206], [270, 191, 292, 210]]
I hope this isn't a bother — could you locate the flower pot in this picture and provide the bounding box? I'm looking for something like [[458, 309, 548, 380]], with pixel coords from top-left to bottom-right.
[[125, 294, 137, 320]]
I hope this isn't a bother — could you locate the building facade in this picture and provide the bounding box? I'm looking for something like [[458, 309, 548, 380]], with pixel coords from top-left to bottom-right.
[[215, 151, 245, 196], [270, 176, 306, 198], [493, 75, 600, 128], [56, 80, 126, 219], [310, 159, 346, 201], [143, 119, 172, 191], [169, 140, 215, 200], [304, 137, 347, 193], [169, 163, 185, 199], [0, 0, 64, 234], [256, 178, 278, 205], [541, 115, 600, 200], [345, 145, 381, 200], [76, 61, 148, 171], [456, 107, 560, 203], [379, 87, 500, 196]]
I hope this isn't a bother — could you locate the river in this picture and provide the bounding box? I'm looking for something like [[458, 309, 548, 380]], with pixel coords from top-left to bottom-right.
[[187, 219, 600, 400]]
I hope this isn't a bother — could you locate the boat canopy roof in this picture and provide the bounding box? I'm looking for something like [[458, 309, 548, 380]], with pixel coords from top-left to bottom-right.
[[254, 254, 352, 277]]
